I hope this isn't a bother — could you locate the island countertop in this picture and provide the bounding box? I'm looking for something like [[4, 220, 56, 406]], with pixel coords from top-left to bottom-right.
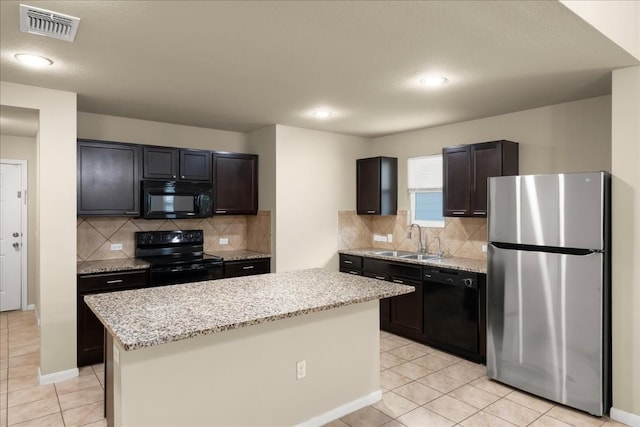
[[84, 268, 413, 352]]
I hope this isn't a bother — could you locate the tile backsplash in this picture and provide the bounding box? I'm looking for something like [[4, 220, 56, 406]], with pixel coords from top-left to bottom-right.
[[338, 210, 487, 261], [77, 211, 271, 261]]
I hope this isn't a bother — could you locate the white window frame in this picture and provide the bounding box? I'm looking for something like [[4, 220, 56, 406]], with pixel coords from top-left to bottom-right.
[[408, 154, 445, 228]]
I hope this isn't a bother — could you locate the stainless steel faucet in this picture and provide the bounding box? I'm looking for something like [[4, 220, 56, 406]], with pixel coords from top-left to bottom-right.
[[434, 236, 444, 258], [408, 224, 424, 254]]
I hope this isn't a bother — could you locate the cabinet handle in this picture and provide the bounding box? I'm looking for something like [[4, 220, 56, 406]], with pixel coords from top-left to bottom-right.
[[472, 211, 485, 215], [344, 260, 353, 264], [453, 211, 465, 215], [367, 210, 376, 214], [106, 279, 124, 284], [181, 176, 185, 179], [125, 211, 139, 215], [393, 279, 404, 284], [216, 210, 227, 214], [242, 266, 255, 270], [375, 276, 385, 280], [348, 271, 359, 275], [425, 274, 432, 278]]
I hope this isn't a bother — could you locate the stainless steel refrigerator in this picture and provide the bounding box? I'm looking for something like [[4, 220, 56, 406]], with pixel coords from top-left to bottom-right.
[[486, 171, 611, 416]]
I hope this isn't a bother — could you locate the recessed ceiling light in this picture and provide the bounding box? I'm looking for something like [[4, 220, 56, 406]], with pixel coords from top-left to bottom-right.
[[15, 53, 53, 67], [419, 76, 448, 86], [312, 110, 332, 119]]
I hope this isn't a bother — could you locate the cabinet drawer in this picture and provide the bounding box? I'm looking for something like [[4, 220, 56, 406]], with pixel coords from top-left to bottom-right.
[[363, 258, 422, 281], [340, 254, 362, 269], [78, 270, 148, 293], [224, 259, 270, 278], [340, 268, 362, 276]]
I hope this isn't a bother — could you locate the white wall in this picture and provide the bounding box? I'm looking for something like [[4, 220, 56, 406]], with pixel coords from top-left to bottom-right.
[[77, 112, 247, 152], [273, 125, 370, 272], [1, 81, 77, 377], [561, 1, 640, 60], [0, 135, 38, 306], [371, 96, 612, 210], [611, 65, 640, 423]]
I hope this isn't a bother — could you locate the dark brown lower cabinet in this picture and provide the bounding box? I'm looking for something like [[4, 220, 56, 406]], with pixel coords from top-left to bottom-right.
[[389, 277, 423, 341], [224, 258, 270, 278], [77, 270, 148, 367]]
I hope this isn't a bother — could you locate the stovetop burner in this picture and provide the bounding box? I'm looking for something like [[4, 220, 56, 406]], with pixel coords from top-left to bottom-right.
[[135, 229, 223, 267], [135, 229, 224, 286]]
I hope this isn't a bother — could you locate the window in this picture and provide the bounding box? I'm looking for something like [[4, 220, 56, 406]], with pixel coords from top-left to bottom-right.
[[408, 154, 444, 227]]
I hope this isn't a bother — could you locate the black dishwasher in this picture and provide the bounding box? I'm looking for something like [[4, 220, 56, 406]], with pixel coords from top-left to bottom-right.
[[423, 267, 481, 362]]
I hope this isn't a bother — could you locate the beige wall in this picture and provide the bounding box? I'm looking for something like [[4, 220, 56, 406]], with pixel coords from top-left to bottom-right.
[[611, 66, 640, 421], [0, 135, 38, 306], [273, 125, 370, 272], [247, 126, 278, 269], [1, 81, 77, 377], [77, 112, 247, 152], [371, 96, 612, 211], [115, 301, 380, 426]]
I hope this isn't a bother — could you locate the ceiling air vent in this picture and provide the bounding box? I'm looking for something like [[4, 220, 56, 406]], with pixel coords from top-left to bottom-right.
[[19, 4, 81, 42]]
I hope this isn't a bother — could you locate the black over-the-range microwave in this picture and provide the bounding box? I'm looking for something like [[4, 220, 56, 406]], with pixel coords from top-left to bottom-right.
[[141, 180, 213, 219]]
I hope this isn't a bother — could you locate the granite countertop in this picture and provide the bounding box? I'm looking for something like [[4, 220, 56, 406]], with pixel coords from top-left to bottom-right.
[[84, 268, 412, 351], [339, 248, 487, 274], [77, 258, 151, 275], [206, 250, 271, 261]]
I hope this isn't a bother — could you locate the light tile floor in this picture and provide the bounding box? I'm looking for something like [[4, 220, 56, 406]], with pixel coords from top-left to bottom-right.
[[1, 310, 106, 427], [326, 330, 627, 427], [0, 310, 628, 427]]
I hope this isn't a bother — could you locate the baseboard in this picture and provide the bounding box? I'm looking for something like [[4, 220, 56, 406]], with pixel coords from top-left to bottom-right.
[[38, 367, 79, 385], [26, 304, 40, 325], [611, 407, 640, 427], [294, 389, 383, 427]]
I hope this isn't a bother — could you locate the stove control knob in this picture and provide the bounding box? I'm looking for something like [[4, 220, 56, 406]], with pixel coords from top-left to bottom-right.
[[463, 278, 474, 287]]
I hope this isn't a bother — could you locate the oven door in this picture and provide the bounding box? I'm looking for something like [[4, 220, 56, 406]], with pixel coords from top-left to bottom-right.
[[149, 263, 223, 286]]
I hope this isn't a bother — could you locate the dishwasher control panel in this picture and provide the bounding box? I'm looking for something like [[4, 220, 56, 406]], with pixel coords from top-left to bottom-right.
[[423, 268, 478, 289]]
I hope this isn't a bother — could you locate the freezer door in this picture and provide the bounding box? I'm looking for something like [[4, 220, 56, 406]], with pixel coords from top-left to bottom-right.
[[486, 244, 605, 415], [488, 172, 607, 250]]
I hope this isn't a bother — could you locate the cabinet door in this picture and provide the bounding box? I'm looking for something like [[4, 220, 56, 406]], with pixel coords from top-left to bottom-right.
[[77, 140, 141, 216], [470, 142, 503, 216], [357, 158, 381, 214], [389, 277, 424, 341], [77, 296, 105, 366], [180, 149, 211, 181], [143, 146, 179, 180], [212, 153, 258, 214], [443, 146, 470, 216]]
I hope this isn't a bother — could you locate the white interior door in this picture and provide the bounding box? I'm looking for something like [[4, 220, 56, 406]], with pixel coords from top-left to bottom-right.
[[0, 161, 25, 311]]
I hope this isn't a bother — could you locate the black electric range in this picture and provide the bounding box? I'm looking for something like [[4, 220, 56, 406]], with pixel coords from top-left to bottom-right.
[[135, 230, 223, 286]]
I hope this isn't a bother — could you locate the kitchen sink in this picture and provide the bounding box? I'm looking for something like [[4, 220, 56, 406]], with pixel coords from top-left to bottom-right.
[[400, 253, 443, 261], [373, 250, 414, 257]]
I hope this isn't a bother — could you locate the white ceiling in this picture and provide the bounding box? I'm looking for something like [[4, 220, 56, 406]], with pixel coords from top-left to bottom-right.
[[0, 1, 637, 138]]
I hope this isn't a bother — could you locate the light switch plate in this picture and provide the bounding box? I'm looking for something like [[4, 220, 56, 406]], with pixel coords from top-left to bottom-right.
[[482, 244, 488, 252], [219, 238, 229, 245]]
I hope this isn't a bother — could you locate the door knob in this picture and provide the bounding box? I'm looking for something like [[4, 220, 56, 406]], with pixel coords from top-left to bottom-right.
[[12, 232, 19, 237], [12, 242, 20, 249]]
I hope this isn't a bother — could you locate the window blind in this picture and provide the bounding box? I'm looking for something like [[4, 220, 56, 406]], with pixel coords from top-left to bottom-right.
[[408, 155, 442, 191]]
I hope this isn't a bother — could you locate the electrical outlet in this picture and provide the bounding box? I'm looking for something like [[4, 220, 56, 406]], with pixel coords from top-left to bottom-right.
[[373, 234, 388, 242], [219, 238, 229, 245], [296, 360, 306, 379], [110, 243, 123, 251], [387, 234, 393, 243], [482, 244, 488, 253]]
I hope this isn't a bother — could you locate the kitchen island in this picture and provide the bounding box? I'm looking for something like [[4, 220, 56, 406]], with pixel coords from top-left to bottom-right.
[[85, 268, 413, 427]]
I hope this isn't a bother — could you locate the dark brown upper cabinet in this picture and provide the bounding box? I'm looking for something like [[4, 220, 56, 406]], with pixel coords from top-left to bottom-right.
[[212, 152, 258, 215], [143, 146, 211, 181], [443, 140, 519, 217], [77, 140, 141, 216], [357, 157, 398, 215]]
